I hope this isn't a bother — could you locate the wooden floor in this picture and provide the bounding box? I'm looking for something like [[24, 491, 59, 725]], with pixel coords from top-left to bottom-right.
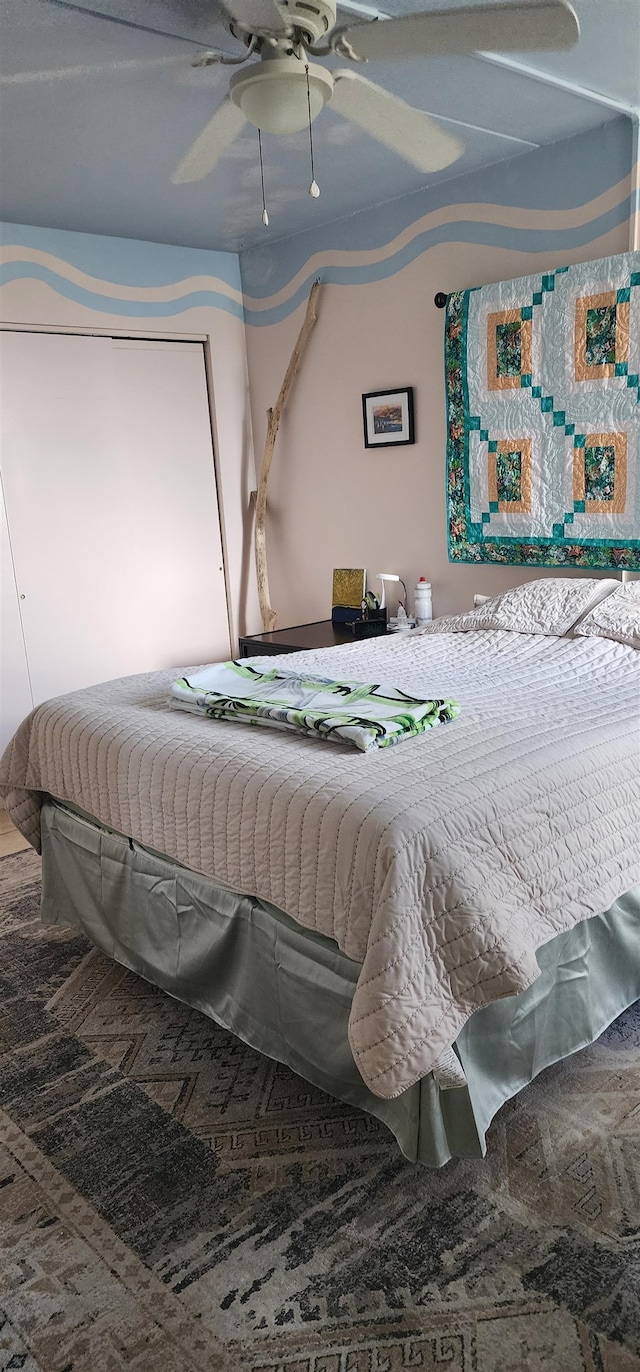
[[0, 810, 31, 857]]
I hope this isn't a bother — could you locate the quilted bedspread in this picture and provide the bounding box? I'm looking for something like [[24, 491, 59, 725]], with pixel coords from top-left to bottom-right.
[[1, 630, 638, 1099]]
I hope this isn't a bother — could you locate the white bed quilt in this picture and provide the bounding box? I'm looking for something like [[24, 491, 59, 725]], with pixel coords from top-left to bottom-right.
[[1, 630, 638, 1099]]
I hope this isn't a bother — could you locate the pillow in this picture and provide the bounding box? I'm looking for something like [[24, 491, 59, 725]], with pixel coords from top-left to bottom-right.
[[573, 581, 640, 648], [422, 577, 620, 637]]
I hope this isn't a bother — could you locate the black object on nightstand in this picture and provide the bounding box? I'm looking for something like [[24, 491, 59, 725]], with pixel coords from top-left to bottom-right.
[[238, 620, 356, 657], [349, 618, 387, 639]]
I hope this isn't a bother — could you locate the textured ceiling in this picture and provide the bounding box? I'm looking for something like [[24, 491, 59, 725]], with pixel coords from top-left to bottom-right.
[[0, 0, 638, 252]]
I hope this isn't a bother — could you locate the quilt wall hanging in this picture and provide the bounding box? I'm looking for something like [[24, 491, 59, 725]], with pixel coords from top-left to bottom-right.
[[445, 251, 640, 569]]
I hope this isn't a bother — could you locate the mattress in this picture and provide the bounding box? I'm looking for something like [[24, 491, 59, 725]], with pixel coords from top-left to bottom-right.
[[2, 628, 639, 1098]]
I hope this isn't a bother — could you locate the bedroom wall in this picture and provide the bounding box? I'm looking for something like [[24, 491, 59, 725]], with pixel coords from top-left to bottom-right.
[[241, 116, 638, 622], [0, 222, 260, 646]]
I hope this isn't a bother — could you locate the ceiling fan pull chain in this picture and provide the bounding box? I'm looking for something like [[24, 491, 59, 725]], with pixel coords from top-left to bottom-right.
[[305, 65, 320, 199], [258, 129, 269, 227]]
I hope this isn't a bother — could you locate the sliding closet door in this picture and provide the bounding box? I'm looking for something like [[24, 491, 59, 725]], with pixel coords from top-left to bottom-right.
[[1, 475, 33, 747], [0, 331, 229, 724], [109, 336, 229, 668]]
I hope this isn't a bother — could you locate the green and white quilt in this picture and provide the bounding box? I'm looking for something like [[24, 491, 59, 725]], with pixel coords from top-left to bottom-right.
[[170, 661, 459, 751], [445, 250, 640, 570]]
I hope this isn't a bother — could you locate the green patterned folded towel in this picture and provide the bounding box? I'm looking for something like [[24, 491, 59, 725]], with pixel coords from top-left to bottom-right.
[[170, 661, 460, 752]]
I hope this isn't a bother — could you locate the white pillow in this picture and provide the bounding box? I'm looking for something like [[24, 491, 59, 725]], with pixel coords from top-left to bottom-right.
[[423, 578, 620, 637], [573, 582, 640, 649]]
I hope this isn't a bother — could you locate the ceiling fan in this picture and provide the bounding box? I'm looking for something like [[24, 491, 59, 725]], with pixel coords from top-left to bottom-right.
[[166, 0, 580, 184], [33, 0, 580, 192]]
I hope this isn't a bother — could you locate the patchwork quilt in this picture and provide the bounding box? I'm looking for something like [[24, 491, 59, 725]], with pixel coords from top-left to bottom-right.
[[445, 251, 640, 569]]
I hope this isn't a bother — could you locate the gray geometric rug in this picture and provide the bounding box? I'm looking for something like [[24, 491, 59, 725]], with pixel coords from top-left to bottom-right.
[[1, 848, 639, 1372]]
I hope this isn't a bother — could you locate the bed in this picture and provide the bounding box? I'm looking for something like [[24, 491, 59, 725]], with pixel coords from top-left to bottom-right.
[[2, 578, 639, 1166]]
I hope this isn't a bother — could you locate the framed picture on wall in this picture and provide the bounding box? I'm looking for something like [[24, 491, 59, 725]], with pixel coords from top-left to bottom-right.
[[362, 387, 415, 449]]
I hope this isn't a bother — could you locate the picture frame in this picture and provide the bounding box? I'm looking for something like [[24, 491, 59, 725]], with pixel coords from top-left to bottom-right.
[[362, 387, 415, 449], [331, 567, 366, 610]]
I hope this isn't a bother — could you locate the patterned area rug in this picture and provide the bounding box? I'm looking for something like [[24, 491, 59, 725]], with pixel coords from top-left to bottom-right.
[[1, 849, 639, 1372]]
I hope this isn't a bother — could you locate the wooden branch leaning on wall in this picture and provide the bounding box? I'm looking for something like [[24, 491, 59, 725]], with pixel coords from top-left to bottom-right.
[[254, 279, 322, 632]]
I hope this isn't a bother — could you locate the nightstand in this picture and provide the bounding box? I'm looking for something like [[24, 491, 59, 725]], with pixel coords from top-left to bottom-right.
[[238, 620, 355, 657]]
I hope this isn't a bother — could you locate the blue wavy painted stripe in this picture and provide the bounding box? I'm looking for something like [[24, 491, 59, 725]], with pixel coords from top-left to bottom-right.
[[240, 119, 633, 298], [1, 221, 242, 291], [243, 198, 633, 325], [2, 195, 632, 328], [0, 261, 245, 322]]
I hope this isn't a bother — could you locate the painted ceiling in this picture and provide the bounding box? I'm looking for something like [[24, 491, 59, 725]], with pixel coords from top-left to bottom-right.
[[0, 0, 638, 252]]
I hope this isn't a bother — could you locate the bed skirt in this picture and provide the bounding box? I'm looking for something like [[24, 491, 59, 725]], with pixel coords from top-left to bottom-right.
[[40, 798, 640, 1168]]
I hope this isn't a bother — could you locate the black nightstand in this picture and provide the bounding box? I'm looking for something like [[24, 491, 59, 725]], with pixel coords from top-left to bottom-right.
[[238, 620, 355, 657]]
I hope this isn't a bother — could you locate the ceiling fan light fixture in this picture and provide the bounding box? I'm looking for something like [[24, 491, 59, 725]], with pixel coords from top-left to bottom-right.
[[229, 55, 333, 134]]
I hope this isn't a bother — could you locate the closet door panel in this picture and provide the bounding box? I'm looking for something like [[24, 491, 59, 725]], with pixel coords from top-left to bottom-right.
[[109, 339, 229, 671], [0, 332, 229, 709], [0, 331, 116, 706], [0, 478, 33, 753]]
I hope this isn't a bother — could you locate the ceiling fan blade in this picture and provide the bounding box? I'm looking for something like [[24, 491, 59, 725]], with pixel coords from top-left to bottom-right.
[[172, 99, 247, 183], [339, 0, 579, 62], [43, 0, 209, 48], [219, 0, 289, 35], [331, 70, 463, 173], [0, 55, 185, 86]]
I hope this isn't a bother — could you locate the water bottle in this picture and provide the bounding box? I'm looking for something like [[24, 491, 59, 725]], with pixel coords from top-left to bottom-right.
[[414, 577, 432, 626]]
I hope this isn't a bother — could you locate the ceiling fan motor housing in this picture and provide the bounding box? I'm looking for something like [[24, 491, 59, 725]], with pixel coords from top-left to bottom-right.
[[279, 0, 337, 45], [229, 47, 334, 133]]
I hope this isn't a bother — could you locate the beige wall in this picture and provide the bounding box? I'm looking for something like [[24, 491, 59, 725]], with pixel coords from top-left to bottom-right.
[[243, 127, 637, 624]]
